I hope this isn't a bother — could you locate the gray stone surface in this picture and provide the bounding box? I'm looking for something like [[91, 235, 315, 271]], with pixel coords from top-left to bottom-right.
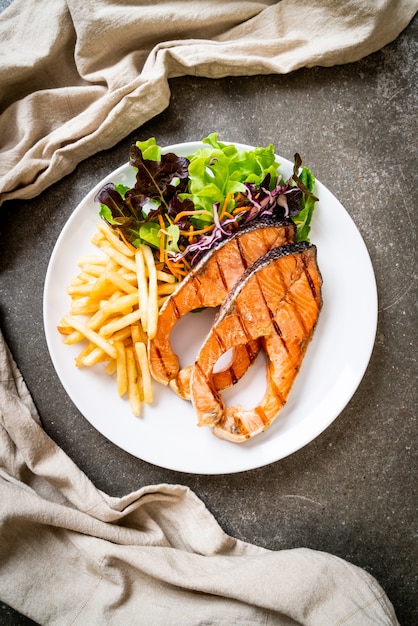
[[0, 2, 417, 624]]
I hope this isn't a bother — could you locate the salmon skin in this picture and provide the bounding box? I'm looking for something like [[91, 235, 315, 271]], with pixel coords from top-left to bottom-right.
[[190, 242, 322, 442], [148, 218, 296, 398]]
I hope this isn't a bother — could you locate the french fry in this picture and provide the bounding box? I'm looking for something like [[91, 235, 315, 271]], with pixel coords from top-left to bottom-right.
[[156, 269, 176, 284], [67, 283, 98, 297], [65, 292, 126, 344], [69, 299, 101, 317], [90, 260, 119, 298], [105, 359, 116, 376], [135, 248, 148, 332], [110, 327, 133, 342], [63, 330, 87, 345], [117, 270, 138, 284], [57, 321, 75, 335], [105, 360, 117, 375], [114, 340, 128, 396], [100, 292, 139, 317], [59, 220, 183, 417], [142, 244, 158, 340], [96, 240, 137, 273], [62, 315, 117, 359], [77, 255, 107, 267], [135, 341, 153, 404], [99, 290, 124, 307], [130, 323, 147, 344], [106, 271, 138, 294], [74, 342, 98, 367], [78, 346, 109, 367], [70, 276, 86, 286], [90, 231, 105, 246], [78, 264, 106, 278], [157, 282, 178, 296], [126, 346, 141, 416], [76, 272, 97, 283], [96, 221, 135, 257], [99, 309, 141, 338]]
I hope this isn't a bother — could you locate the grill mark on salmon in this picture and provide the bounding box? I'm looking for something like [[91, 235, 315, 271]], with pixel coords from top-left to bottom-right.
[[214, 328, 225, 351], [214, 339, 260, 390], [215, 256, 229, 291], [228, 366, 238, 386], [171, 297, 181, 320], [190, 242, 322, 442], [236, 237, 249, 269], [148, 218, 296, 399], [303, 257, 318, 298], [262, 263, 291, 352]]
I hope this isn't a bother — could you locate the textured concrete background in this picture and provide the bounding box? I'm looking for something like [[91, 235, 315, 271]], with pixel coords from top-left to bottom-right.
[[0, 1, 417, 624]]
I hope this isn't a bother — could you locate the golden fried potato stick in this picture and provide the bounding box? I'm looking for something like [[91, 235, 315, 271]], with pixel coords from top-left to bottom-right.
[[96, 221, 135, 258], [135, 248, 148, 332], [99, 310, 141, 338], [135, 341, 153, 404], [105, 360, 117, 375], [61, 315, 117, 360], [64, 291, 127, 344], [77, 255, 107, 267], [126, 346, 141, 416], [141, 244, 158, 340], [114, 340, 128, 397], [106, 271, 138, 294], [78, 346, 110, 367], [131, 323, 147, 344], [90, 259, 119, 297], [78, 264, 107, 278], [156, 269, 176, 284], [157, 283, 178, 296], [59, 220, 185, 416], [96, 240, 136, 273]]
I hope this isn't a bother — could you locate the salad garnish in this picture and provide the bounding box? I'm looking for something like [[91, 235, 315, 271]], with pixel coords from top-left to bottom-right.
[[95, 133, 318, 280]]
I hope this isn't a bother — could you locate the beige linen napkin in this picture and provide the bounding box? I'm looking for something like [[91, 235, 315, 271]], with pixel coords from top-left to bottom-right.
[[0, 329, 401, 625], [0, 0, 417, 206]]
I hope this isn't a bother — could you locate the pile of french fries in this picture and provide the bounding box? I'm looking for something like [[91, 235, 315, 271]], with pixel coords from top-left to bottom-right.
[[57, 221, 178, 416]]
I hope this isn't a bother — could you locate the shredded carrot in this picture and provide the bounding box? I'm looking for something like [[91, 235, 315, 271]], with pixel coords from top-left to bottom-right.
[[219, 191, 233, 221], [182, 256, 192, 271], [235, 192, 246, 203], [141, 191, 251, 283], [179, 224, 214, 237], [157, 214, 165, 230], [165, 255, 187, 281], [163, 256, 178, 279], [168, 259, 186, 270], [158, 231, 165, 263], [173, 209, 213, 224]]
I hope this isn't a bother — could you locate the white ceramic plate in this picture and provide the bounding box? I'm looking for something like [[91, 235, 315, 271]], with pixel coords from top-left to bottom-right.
[[44, 141, 378, 474]]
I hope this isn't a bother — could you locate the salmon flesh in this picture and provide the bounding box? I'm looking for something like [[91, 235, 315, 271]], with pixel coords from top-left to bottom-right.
[[148, 218, 296, 398], [190, 242, 322, 442]]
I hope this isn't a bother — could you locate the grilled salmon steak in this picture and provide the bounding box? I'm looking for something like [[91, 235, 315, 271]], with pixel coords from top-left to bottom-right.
[[148, 218, 296, 398], [190, 242, 322, 442]]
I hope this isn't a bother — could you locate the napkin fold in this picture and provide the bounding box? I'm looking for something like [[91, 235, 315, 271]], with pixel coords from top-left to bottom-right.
[[0, 330, 401, 625], [0, 0, 417, 206]]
